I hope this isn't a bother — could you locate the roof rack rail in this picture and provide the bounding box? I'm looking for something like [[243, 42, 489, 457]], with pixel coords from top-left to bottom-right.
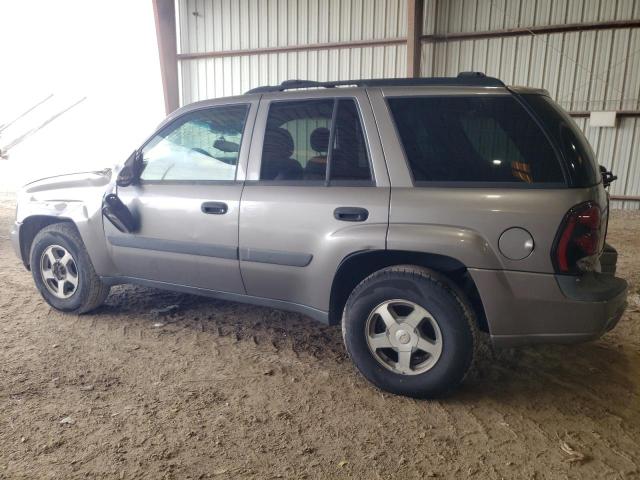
[[245, 72, 504, 94]]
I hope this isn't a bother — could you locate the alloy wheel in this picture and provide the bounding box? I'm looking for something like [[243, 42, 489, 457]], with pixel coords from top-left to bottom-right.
[[40, 244, 79, 299], [365, 299, 443, 375]]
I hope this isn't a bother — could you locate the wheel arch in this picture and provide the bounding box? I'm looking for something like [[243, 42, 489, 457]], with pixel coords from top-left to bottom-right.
[[328, 249, 489, 333], [16, 198, 115, 276], [18, 215, 76, 269]]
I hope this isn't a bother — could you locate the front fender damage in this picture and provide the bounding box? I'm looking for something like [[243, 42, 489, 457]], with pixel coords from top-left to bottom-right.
[[14, 169, 117, 275]]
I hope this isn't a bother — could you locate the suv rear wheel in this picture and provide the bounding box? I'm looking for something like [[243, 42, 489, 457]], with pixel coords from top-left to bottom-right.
[[30, 223, 110, 313], [342, 265, 476, 398]]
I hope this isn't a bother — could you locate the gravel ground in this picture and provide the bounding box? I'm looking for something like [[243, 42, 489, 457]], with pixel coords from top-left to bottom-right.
[[0, 198, 639, 479]]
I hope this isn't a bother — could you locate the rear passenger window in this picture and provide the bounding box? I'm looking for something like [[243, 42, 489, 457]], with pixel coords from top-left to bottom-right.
[[387, 96, 564, 184], [260, 99, 372, 183]]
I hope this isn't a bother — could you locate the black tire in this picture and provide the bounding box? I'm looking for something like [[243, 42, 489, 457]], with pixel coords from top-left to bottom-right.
[[30, 223, 110, 314], [342, 265, 476, 398]]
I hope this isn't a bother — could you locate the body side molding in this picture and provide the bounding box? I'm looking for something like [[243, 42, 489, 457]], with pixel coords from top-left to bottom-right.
[[107, 235, 238, 259], [101, 275, 328, 323], [108, 235, 314, 267], [239, 247, 313, 267]]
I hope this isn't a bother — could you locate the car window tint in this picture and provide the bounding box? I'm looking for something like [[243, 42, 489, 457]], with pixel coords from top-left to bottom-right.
[[387, 96, 564, 184], [141, 104, 248, 181], [260, 98, 371, 182], [260, 99, 333, 181], [330, 100, 372, 181], [520, 94, 600, 187]]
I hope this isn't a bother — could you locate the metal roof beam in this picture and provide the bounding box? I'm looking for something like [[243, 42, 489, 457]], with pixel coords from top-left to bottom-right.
[[407, 0, 424, 78], [153, 0, 179, 115]]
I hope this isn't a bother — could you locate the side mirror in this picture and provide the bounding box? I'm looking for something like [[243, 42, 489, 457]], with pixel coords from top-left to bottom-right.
[[600, 165, 617, 188], [116, 150, 142, 187]]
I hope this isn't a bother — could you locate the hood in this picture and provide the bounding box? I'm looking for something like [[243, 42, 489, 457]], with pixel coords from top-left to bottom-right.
[[23, 169, 113, 196], [15, 168, 115, 225]]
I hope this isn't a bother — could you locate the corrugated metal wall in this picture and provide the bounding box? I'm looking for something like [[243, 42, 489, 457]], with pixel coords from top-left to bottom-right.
[[175, 0, 640, 208], [177, 0, 407, 102], [425, 0, 640, 111]]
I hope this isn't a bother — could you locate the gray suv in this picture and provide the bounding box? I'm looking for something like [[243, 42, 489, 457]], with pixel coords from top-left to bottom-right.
[[10, 73, 628, 398]]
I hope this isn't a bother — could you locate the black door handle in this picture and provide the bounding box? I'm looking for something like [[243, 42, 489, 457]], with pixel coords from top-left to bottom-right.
[[334, 206, 369, 222], [201, 201, 228, 215]]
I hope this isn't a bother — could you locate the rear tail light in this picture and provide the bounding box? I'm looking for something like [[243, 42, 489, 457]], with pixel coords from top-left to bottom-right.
[[552, 202, 601, 274]]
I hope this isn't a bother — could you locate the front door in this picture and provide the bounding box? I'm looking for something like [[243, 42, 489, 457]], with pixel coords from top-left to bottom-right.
[[105, 99, 257, 293], [239, 90, 390, 314]]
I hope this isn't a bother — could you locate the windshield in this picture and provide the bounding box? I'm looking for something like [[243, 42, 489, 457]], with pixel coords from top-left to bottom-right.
[[520, 94, 600, 187]]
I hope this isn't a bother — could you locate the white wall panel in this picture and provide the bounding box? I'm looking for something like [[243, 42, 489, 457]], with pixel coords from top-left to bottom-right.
[[426, 29, 640, 112], [178, 0, 406, 55], [434, 0, 640, 34], [179, 44, 406, 103], [177, 0, 407, 104]]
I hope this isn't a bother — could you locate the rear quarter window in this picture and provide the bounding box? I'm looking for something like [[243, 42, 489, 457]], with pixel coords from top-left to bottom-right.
[[387, 96, 565, 185], [520, 94, 600, 187]]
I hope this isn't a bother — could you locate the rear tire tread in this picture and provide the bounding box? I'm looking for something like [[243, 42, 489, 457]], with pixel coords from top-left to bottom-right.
[[342, 264, 478, 398]]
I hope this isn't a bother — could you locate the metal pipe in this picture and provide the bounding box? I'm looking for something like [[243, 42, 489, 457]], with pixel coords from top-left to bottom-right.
[[1, 97, 86, 158], [611, 195, 640, 202], [176, 37, 407, 61], [568, 110, 640, 118], [420, 19, 640, 43], [0, 94, 53, 134]]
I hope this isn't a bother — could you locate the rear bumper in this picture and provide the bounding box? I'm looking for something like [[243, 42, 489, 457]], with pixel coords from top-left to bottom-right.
[[469, 268, 627, 348]]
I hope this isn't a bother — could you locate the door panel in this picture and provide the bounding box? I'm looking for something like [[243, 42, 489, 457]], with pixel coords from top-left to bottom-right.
[[105, 98, 259, 293], [239, 90, 390, 312], [239, 186, 389, 311], [106, 183, 244, 292]]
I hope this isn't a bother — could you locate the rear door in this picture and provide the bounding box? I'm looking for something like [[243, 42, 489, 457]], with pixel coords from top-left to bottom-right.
[[105, 98, 258, 293], [238, 89, 390, 314]]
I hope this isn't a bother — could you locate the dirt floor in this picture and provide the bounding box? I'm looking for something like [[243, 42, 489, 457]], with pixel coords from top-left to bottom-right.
[[0, 198, 639, 480]]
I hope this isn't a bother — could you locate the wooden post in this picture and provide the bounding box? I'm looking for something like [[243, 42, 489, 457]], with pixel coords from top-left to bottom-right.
[[152, 0, 179, 114], [407, 0, 423, 77]]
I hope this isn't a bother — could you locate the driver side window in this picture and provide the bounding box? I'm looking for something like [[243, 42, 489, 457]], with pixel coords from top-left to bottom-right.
[[140, 104, 249, 182]]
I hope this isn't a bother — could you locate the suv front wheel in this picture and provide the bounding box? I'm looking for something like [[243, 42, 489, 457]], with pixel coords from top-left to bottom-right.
[[30, 223, 110, 314], [342, 265, 476, 398]]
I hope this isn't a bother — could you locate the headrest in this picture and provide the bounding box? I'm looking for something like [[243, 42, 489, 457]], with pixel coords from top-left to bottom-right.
[[263, 127, 294, 159], [310, 127, 330, 153]]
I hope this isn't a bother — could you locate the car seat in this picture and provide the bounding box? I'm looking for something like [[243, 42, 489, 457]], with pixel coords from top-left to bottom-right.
[[260, 128, 303, 180]]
